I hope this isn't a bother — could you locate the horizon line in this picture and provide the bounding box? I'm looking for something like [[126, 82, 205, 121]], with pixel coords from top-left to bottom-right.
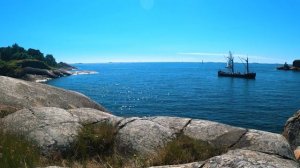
[[67, 61, 283, 65]]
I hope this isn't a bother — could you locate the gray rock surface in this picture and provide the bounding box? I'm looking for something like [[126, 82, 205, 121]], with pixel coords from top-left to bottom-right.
[[149, 162, 204, 168], [68, 108, 123, 126], [201, 149, 299, 168], [150, 116, 191, 133], [0, 76, 106, 112], [183, 119, 247, 148], [116, 118, 175, 156], [1, 107, 81, 155], [232, 129, 294, 160], [284, 110, 300, 150], [23, 67, 58, 78]]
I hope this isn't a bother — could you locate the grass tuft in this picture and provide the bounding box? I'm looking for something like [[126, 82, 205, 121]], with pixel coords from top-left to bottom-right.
[[65, 122, 122, 167], [149, 135, 226, 166], [0, 128, 40, 168]]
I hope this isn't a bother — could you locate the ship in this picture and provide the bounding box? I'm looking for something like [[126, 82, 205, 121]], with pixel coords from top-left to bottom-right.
[[218, 51, 256, 79]]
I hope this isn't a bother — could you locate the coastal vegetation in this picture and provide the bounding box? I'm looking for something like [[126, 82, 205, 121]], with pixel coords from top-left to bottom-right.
[[0, 44, 72, 79], [150, 135, 225, 166]]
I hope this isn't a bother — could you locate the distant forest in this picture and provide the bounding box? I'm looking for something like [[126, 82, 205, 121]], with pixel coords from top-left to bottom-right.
[[0, 44, 64, 77]]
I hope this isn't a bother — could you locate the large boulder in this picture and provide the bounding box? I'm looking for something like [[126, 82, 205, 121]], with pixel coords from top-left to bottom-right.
[[1, 107, 117, 155], [201, 149, 299, 168], [183, 119, 247, 148], [232, 129, 294, 159], [68, 108, 123, 126], [284, 110, 300, 150], [0, 76, 106, 113], [1, 107, 81, 155], [115, 118, 175, 156], [150, 116, 191, 134]]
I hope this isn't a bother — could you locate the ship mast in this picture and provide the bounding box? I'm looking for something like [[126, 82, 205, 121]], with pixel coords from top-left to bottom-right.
[[246, 57, 249, 74], [239, 56, 250, 74], [226, 51, 234, 73]]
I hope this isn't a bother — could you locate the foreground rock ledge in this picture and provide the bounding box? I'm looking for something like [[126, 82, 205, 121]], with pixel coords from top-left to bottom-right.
[[1, 107, 298, 167], [150, 149, 298, 168], [0, 76, 106, 113]]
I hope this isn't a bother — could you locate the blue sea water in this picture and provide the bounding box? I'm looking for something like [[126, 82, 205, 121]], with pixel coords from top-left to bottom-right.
[[47, 63, 300, 133]]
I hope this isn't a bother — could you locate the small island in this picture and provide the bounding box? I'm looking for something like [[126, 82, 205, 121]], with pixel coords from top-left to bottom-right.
[[0, 43, 76, 82], [277, 60, 300, 71]]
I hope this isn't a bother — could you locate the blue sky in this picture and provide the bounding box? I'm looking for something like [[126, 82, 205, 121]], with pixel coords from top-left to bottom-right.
[[0, 0, 299, 63]]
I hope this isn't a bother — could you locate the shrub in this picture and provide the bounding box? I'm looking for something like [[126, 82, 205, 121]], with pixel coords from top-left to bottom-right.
[[66, 122, 119, 166], [0, 61, 24, 77], [149, 135, 226, 166], [0, 129, 40, 168], [15, 59, 51, 69]]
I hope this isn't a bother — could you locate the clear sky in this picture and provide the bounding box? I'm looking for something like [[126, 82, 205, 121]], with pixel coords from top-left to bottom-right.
[[1, 0, 299, 63]]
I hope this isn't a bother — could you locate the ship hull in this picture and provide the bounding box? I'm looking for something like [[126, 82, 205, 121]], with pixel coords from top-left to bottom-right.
[[218, 71, 256, 79]]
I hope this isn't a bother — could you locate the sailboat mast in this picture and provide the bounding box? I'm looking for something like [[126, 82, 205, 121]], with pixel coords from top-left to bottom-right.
[[229, 51, 234, 73], [246, 57, 249, 74]]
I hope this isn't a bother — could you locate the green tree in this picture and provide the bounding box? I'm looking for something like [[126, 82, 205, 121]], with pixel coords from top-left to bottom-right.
[[0, 47, 12, 61], [12, 52, 31, 60], [45, 54, 57, 67], [27, 48, 45, 61], [11, 43, 25, 54]]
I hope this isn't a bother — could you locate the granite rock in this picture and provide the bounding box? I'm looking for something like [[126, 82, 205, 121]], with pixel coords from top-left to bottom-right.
[[0, 76, 106, 113]]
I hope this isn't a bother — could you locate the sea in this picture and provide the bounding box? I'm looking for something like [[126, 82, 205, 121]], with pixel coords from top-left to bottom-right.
[[47, 62, 300, 133]]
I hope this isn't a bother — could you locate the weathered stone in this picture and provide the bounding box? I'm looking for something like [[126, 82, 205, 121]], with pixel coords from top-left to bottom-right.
[[1, 107, 81, 155], [283, 110, 300, 150], [201, 149, 299, 168], [115, 118, 175, 156], [149, 161, 205, 168], [23, 67, 58, 78], [233, 129, 294, 160], [151, 116, 191, 133], [183, 119, 246, 148], [0, 76, 106, 112], [68, 108, 123, 126]]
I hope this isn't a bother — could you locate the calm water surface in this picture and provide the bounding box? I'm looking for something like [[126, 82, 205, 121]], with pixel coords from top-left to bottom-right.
[[47, 63, 300, 133]]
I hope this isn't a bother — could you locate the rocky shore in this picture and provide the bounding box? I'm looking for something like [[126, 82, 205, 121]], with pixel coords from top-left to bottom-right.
[[22, 66, 98, 83], [0, 75, 300, 167]]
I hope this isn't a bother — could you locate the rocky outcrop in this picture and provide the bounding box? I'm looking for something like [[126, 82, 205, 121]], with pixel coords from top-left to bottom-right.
[[183, 119, 247, 148], [152, 149, 298, 168], [1, 107, 114, 155], [284, 110, 300, 150], [232, 129, 294, 159], [201, 149, 298, 168], [68, 108, 122, 126], [0, 76, 106, 113], [116, 118, 175, 155], [1, 106, 298, 167], [23, 67, 59, 78], [1, 107, 81, 155]]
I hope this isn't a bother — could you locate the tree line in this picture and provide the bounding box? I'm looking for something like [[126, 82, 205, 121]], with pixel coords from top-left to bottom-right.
[[0, 43, 57, 67]]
